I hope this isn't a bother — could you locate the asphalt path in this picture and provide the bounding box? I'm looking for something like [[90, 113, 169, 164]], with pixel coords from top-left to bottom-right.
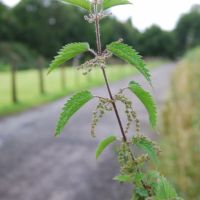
[[0, 63, 175, 200]]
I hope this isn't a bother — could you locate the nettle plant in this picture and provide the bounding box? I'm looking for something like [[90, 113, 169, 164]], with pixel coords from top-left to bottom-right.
[[48, 0, 183, 199]]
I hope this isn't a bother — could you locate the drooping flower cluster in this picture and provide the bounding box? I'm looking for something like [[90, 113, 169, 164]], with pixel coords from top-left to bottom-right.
[[91, 97, 113, 137], [91, 92, 141, 137], [115, 91, 141, 135]]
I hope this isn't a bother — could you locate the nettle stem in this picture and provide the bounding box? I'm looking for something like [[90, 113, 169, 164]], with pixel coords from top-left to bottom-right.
[[94, 4, 102, 55], [94, 3, 127, 142], [102, 67, 127, 142], [93, 3, 152, 195]]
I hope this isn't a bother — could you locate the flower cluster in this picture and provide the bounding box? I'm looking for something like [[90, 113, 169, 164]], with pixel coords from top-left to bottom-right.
[[118, 142, 136, 175], [117, 142, 150, 175], [115, 92, 141, 135], [91, 97, 113, 137], [84, 11, 110, 23], [78, 51, 111, 75], [91, 92, 141, 137]]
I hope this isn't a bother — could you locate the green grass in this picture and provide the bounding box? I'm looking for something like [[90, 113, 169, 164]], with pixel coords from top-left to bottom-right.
[[0, 60, 165, 117]]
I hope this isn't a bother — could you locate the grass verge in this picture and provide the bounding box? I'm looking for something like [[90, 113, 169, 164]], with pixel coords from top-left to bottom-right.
[[0, 60, 165, 117], [159, 47, 200, 199]]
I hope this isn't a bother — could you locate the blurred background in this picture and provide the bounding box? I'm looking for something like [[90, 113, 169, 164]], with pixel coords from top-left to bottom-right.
[[0, 0, 200, 199]]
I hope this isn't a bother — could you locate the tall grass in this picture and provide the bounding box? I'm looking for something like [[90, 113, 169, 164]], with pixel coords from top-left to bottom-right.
[[160, 47, 200, 199]]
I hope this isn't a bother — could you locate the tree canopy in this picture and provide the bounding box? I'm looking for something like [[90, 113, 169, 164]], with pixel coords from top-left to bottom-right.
[[175, 5, 200, 55], [0, 0, 200, 69]]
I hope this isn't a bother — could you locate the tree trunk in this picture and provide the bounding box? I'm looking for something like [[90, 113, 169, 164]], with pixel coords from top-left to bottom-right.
[[37, 57, 45, 95]]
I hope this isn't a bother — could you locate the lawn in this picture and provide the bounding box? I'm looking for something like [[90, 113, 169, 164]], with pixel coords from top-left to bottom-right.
[[0, 60, 165, 116]]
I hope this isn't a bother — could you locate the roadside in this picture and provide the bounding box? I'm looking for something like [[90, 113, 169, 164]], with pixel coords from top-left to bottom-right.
[[0, 59, 166, 117], [159, 48, 200, 199], [0, 63, 175, 200]]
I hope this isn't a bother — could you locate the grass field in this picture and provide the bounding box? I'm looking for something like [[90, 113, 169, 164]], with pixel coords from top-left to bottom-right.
[[160, 47, 200, 199], [0, 60, 164, 116]]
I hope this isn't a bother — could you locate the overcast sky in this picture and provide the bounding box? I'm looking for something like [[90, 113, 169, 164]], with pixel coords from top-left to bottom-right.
[[2, 0, 200, 31]]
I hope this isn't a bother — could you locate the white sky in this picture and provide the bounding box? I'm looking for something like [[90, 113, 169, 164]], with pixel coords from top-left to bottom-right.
[[2, 0, 200, 31]]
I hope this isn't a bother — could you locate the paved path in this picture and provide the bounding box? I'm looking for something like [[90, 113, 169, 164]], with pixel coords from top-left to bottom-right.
[[0, 64, 175, 200]]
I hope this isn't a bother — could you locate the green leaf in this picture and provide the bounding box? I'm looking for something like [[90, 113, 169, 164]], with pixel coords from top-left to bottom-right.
[[55, 91, 93, 136], [145, 171, 161, 193], [48, 42, 90, 74], [61, 0, 91, 11], [155, 176, 177, 200], [107, 41, 151, 84], [96, 135, 117, 159], [135, 187, 149, 198], [133, 172, 145, 185], [113, 175, 133, 183], [129, 81, 157, 128], [146, 170, 160, 181], [103, 0, 131, 10], [132, 136, 158, 163]]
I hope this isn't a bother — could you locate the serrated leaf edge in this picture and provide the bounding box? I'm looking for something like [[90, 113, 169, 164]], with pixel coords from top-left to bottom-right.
[[55, 90, 93, 136], [132, 136, 158, 164], [48, 42, 90, 74], [107, 41, 151, 84], [128, 81, 157, 128]]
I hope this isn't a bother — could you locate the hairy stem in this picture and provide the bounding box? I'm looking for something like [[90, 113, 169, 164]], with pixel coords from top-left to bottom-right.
[[101, 67, 127, 142], [94, 4, 127, 142], [94, 4, 102, 55], [93, 3, 152, 195]]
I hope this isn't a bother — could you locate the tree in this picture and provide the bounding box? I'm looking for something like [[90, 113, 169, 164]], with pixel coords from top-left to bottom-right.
[[101, 17, 140, 49], [0, 2, 17, 41], [139, 25, 176, 59], [175, 5, 200, 55], [12, 0, 94, 58]]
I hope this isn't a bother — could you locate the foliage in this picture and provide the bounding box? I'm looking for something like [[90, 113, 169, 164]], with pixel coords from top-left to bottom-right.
[[101, 17, 140, 51], [0, 42, 46, 70], [96, 135, 117, 159], [49, 0, 182, 199], [154, 176, 178, 200], [160, 47, 200, 199], [132, 135, 159, 164], [9, 0, 94, 59], [1, 0, 199, 66], [175, 5, 200, 55], [113, 174, 133, 183], [128, 81, 157, 128], [55, 90, 93, 136], [48, 42, 90, 74], [138, 25, 177, 59], [107, 41, 151, 84], [103, 0, 131, 10], [61, 0, 91, 11]]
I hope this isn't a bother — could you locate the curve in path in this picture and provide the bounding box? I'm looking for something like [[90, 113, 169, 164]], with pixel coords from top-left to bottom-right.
[[0, 63, 175, 200]]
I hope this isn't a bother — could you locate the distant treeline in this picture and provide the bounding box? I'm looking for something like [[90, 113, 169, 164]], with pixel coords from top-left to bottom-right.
[[0, 0, 200, 70]]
